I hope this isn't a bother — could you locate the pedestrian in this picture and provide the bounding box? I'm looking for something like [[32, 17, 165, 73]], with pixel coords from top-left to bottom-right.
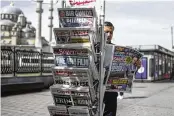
[[170, 66, 174, 80], [103, 21, 141, 116]]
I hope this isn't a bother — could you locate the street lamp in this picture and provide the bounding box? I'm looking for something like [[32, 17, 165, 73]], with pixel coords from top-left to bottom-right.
[[171, 26, 174, 49], [162, 26, 174, 49]]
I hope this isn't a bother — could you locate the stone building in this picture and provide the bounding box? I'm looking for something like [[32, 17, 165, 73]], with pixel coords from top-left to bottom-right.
[[0, 2, 50, 52]]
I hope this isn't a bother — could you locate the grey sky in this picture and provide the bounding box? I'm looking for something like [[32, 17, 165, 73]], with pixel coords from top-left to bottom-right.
[[1, 1, 174, 50]]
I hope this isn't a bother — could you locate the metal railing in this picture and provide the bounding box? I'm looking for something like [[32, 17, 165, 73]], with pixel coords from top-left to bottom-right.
[[1, 46, 54, 77]]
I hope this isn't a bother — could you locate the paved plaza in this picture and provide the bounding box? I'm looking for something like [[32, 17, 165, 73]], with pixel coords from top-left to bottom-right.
[[1, 81, 174, 116]]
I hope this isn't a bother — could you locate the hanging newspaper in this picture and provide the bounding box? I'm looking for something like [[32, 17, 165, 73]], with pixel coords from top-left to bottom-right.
[[52, 67, 92, 87], [52, 67, 96, 101], [50, 85, 94, 106], [53, 47, 98, 80], [64, 0, 100, 20], [68, 106, 91, 116], [58, 8, 97, 28], [47, 105, 69, 116], [104, 45, 143, 93], [53, 28, 97, 61], [53, 28, 96, 44], [53, 46, 89, 68]]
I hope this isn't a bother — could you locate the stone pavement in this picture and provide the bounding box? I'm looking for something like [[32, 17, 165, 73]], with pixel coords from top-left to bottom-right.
[[1, 80, 174, 116]]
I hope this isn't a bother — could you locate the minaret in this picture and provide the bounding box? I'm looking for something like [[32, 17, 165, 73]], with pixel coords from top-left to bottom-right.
[[48, 0, 53, 43], [48, 0, 54, 52], [35, 0, 43, 50]]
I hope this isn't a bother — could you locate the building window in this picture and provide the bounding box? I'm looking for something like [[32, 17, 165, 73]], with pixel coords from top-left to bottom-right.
[[1, 32, 5, 37], [1, 25, 5, 30], [5, 14, 8, 19], [10, 15, 13, 19], [1, 14, 4, 19], [13, 15, 17, 21], [6, 26, 9, 31]]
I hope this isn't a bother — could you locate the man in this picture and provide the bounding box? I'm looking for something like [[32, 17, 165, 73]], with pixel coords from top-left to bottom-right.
[[103, 21, 141, 116]]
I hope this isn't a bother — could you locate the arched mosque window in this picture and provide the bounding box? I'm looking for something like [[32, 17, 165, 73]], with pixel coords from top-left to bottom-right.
[[1, 25, 5, 30], [5, 14, 8, 19], [1, 14, 4, 19], [10, 15, 13, 19], [13, 15, 17, 21], [6, 26, 9, 31]]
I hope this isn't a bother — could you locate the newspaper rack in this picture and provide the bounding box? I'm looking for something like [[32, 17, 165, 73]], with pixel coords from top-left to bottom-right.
[[47, 0, 143, 116]]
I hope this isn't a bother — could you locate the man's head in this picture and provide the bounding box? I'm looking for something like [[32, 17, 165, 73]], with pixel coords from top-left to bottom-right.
[[104, 21, 114, 43]]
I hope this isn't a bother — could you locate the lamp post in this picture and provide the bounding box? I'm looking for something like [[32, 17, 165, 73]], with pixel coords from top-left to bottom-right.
[[162, 26, 174, 49], [34, 0, 43, 50], [171, 26, 174, 49], [99, 0, 106, 115]]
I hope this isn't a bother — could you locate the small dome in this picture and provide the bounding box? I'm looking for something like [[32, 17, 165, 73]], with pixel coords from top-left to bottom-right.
[[22, 27, 33, 33], [1, 3, 23, 15], [30, 25, 36, 31], [19, 14, 25, 17], [0, 20, 15, 26]]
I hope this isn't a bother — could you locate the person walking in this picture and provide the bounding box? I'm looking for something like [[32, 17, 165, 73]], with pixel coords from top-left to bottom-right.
[[103, 21, 141, 116]]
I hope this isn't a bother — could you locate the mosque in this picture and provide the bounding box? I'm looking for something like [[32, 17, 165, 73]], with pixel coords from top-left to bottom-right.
[[0, 2, 50, 52]]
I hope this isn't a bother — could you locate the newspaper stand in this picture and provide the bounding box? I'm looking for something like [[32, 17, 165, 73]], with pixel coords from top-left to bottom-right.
[[47, 0, 143, 116], [48, 2, 101, 116]]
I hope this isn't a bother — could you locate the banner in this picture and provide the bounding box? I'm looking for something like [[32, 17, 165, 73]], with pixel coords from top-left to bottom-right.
[[135, 57, 147, 79], [66, 0, 97, 8]]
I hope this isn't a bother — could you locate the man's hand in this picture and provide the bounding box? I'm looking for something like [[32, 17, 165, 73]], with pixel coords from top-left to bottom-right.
[[132, 57, 141, 69]]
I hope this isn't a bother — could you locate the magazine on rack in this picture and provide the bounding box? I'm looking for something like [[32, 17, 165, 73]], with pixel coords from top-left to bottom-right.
[[104, 45, 143, 93], [58, 8, 97, 28], [47, 105, 69, 116], [68, 106, 90, 116]]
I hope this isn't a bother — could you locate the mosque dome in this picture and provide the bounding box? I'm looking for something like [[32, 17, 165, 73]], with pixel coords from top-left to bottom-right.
[[1, 2, 24, 15]]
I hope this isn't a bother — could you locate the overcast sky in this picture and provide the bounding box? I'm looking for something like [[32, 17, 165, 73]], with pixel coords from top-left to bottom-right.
[[1, 0, 174, 50]]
